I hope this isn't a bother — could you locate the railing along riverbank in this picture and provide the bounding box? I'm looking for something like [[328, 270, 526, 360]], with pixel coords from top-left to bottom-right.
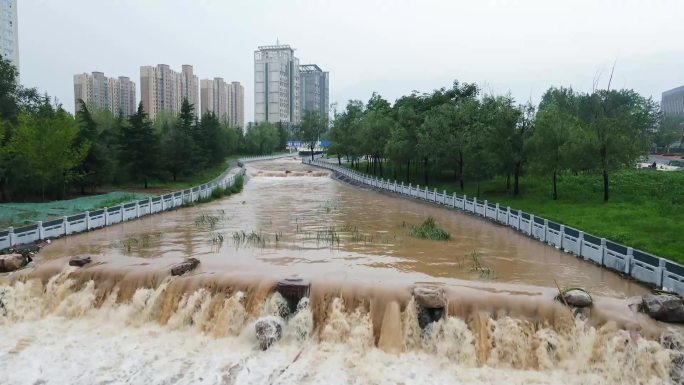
[[304, 157, 684, 296], [0, 154, 289, 251]]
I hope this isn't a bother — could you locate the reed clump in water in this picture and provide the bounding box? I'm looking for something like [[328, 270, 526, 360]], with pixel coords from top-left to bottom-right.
[[469, 250, 494, 278], [409, 217, 450, 241]]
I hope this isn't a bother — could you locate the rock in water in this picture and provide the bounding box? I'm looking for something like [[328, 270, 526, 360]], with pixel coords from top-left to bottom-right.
[[641, 293, 684, 323], [413, 287, 447, 329], [69, 256, 92, 267], [170, 258, 200, 276], [0, 253, 29, 273], [413, 287, 447, 309], [255, 317, 283, 350], [559, 289, 593, 308]]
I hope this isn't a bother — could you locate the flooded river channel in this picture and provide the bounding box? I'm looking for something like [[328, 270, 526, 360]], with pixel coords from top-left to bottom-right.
[[0, 157, 678, 385]]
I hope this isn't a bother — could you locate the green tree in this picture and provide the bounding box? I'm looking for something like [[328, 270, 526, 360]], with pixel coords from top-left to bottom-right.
[[120, 103, 160, 188], [298, 110, 328, 160], [7, 108, 88, 199], [196, 112, 226, 166], [579, 89, 658, 201], [160, 100, 196, 181], [75, 101, 114, 193], [527, 101, 580, 199], [329, 100, 364, 167]]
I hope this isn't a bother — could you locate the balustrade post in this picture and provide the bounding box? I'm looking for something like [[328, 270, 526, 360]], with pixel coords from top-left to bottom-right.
[[36, 221, 44, 240], [599, 238, 606, 265], [543, 219, 548, 242], [559, 225, 565, 250], [657, 258, 666, 287], [625, 247, 633, 274], [578, 231, 584, 257], [85, 211, 91, 230], [63, 217, 69, 235], [529, 214, 535, 236], [8, 226, 14, 246]]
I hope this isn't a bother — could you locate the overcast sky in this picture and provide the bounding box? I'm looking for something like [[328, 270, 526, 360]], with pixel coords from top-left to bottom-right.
[[18, 0, 684, 120]]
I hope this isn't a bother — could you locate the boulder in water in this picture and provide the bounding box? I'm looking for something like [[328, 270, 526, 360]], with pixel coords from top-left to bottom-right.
[[170, 258, 200, 276], [255, 316, 283, 350], [413, 287, 447, 329], [557, 288, 593, 308], [8, 242, 41, 257], [641, 293, 684, 323], [69, 256, 92, 267], [0, 253, 30, 273], [413, 287, 447, 309]]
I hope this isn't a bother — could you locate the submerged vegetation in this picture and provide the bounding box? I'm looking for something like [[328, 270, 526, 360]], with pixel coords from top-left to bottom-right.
[[409, 217, 451, 241], [115, 232, 162, 255]]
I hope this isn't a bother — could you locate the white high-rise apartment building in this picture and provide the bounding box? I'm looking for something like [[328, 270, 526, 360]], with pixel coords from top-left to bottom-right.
[[0, 0, 18, 71], [200, 78, 245, 128], [229, 81, 244, 128], [73, 72, 136, 117], [254, 44, 300, 125], [140, 64, 199, 120], [201, 77, 230, 122]]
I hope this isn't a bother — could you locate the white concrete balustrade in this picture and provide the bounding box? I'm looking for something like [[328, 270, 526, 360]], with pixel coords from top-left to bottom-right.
[[0, 154, 288, 252]]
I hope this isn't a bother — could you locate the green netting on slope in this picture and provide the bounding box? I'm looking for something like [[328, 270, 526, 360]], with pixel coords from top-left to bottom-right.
[[0, 192, 153, 228]]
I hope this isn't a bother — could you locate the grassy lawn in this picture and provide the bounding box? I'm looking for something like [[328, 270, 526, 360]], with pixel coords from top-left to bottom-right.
[[344, 161, 684, 264], [0, 192, 153, 228]]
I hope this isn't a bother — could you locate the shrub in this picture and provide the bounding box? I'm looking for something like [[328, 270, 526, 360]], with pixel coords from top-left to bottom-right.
[[409, 217, 450, 240]]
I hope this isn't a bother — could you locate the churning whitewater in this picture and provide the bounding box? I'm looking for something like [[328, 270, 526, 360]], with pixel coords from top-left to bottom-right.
[[0, 158, 681, 385]]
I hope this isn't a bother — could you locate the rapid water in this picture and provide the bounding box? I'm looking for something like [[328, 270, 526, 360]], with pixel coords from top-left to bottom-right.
[[0, 158, 680, 384]]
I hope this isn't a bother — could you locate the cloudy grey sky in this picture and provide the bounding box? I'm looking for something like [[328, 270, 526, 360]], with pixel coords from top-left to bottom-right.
[[18, 0, 684, 120]]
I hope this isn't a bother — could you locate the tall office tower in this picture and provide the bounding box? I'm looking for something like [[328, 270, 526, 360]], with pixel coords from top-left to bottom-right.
[[300, 64, 329, 119], [140, 64, 199, 120], [662, 86, 684, 117], [0, 0, 18, 72], [229, 81, 244, 128], [200, 77, 231, 122], [254, 44, 301, 126], [73, 72, 137, 117]]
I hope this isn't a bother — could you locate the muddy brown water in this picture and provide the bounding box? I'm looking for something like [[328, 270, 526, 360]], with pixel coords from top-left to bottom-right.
[[2, 157, 681, 385], [38, 157, 647, 298]]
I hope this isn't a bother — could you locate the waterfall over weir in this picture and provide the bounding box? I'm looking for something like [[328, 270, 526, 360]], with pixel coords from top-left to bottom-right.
[[0, 158, 681, 384], [0, 263, 679, 385]]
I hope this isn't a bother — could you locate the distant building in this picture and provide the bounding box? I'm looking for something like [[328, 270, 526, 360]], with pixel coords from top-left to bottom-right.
[[229, 81, 245, 128], [201, 77, 230, 122], [200, 78, 244, 128], [254, 44, 301, 126], [662, 86, 684, 116], [300, 64, 329, 118], [140, 64, 199, 120], [0, 0, 18, 72], [73, 72, 136, 117]]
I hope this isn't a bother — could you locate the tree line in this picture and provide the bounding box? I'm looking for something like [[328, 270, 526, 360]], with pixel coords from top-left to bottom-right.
[[0, 57, 285, 201], [328, 80, 667, 202]]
